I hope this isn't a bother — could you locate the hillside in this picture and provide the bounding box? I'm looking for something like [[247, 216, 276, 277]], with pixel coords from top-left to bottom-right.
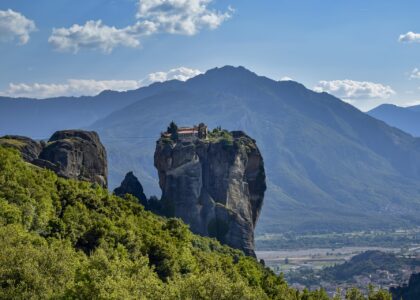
[[3, 66, 420, 234], [0, 145, 302, 299], [89, 66, 420, 234], [321, 251, 410, 282], [0, 145, 395, 299], [287, 250, 419, 292], [368, 104, 420, 137]]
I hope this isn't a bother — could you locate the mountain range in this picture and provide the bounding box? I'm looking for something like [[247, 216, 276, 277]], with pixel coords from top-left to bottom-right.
[[368, 104, 420, 137], [2, 66, 420, 234]]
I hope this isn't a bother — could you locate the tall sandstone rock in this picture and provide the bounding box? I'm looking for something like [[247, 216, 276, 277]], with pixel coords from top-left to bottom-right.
[[0, 130, 107, 187], [154, 130, 266, 256]]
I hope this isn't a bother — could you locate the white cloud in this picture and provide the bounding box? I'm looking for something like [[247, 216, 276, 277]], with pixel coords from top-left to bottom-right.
[[279, 76, 293, 81], [2, 80, 141, 98], [314, 79, 396, 102], [402, 100, 420, 107], [144, 67, 202, 84], [399, 31, 420, 43], [0, 67, 201, 98], [0, 9, 36, 45], [49, 0, 232, 53], [48, 20, 157, 54], [136, 0, 233, 35], [410, 68, 420, 79]]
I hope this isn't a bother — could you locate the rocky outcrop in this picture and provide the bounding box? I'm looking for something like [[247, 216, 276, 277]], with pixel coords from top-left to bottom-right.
[[154, 129, 266, 256], [39, 130, 107, 187], [0, 130, 107, 187], [391, 273, 420, 300], [0, 135, 43, 161], [114, 171, 147, 206]]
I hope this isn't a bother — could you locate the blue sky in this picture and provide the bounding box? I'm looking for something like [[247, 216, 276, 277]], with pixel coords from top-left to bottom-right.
[[1, 0, 420, 110]]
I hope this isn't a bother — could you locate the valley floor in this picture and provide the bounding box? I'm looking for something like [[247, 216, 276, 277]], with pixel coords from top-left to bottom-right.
[[256, 230, 420, 296]]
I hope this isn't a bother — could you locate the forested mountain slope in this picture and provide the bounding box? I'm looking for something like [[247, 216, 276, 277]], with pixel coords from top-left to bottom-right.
[[90, 66, 420, 233], [0, 146, 292, 299], [3, 66, 420, 234]]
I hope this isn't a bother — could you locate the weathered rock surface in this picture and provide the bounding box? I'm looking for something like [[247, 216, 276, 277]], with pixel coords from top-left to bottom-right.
[[154, 130, 266, 256], [39, 130, 107, 187], [114, 171, 147, 206], [0, 130, 107, 187], [0, 135, 43, 161]]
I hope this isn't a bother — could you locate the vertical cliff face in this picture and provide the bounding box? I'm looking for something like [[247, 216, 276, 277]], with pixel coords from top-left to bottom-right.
[[0, 130, 108, 188], [154, 130, 266, 256], [39, 130, 108, 187]]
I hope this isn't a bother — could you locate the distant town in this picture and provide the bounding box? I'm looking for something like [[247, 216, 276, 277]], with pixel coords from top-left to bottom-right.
[[257, 228, 420, 296]]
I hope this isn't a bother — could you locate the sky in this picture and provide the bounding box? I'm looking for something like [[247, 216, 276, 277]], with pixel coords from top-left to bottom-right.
[[1, 0, 420, 111]]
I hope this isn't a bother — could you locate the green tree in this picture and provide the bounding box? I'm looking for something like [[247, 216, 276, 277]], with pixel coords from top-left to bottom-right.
[[167, 121, 178, 141], [346, 287, 365, 300], [0, 146, 392, 299]]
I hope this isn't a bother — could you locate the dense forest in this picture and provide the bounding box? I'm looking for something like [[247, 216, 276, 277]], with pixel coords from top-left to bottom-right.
[[0, 146, 391, 299]]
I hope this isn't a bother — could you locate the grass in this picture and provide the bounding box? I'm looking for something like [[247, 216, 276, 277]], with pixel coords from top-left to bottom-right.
[[0, 138, 27, 150]]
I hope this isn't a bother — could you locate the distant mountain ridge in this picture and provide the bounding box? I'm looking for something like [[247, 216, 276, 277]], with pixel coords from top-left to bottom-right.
[[0, 80, 183, 138], [90, 66, 420, 234], [3, 66, 420, 234], [368, 103, 420, 137]]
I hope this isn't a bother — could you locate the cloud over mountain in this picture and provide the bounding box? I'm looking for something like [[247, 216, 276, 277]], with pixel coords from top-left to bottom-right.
[[0, 67, 201, 98], [0, 9, 36, 45], [144, 67, 202, 84], [314, 79, 396, 103], [49, 0, 232, 53]]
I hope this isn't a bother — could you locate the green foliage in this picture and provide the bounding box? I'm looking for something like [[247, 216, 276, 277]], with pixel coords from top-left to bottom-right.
[[344, 286, 391, 300], [0, 224, 86, 299], [346, 288, 365, 300], [0, 146, 392, 299], [0, 148, 57, 231], [0, 138, 26, 149], [208, 127, 234, 146], [367, 285, 392, 300]]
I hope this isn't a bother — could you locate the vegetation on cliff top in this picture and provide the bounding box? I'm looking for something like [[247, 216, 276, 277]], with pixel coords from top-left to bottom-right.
[[0, 146, 391, 299], [208, 126, 234, 145]]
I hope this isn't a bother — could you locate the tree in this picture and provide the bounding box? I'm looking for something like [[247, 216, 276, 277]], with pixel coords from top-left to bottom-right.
[[167, 121, 178, 141]]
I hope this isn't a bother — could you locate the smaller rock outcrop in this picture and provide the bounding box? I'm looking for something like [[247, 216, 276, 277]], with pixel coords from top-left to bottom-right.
[[114, 172, 147, 207], [0, 130, 107, 187], [0, 135, 43, 161], [39, 130, 107, 187]]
